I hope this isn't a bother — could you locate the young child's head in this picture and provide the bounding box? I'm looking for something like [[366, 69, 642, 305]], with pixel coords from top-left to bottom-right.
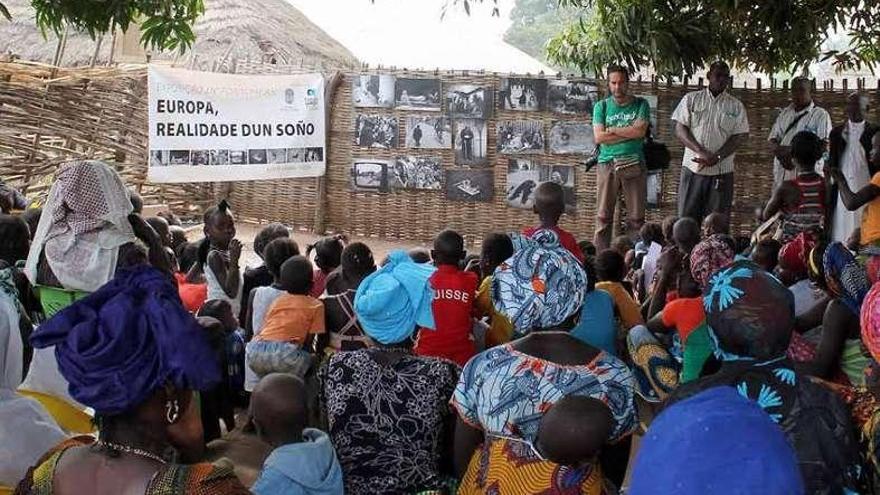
[[254, 223, 290, 261], [480, 233, 514, 278], [677, 266, 701, 298], [672, 217, 701, 254], [203, 200, 236, 250], [611, 235, 633, 258], [251, 373, 308, 448], [639, 223, 664, 246], [264, 238, 301, 282], [21, 208, 41, 240], [536, 396, 613, 467], [408, 248, 431, 264], [308, 236, 344, 273], [0, 214, 30, 266], [791, 130, 825, 173], [751, 238, 782, 273], [533, 182, 566, 225], [168, 225, 188, 253], [341, 242, 376, 287], [578, 240, 597, 258], [177, 242, 199, 273], [279, 255, 314, 295], [701, 212, 729, 238], [662, 216, 679, 245], [128, 189, 143, 214], [157, 210, 182, 227], [432, 229, 466, 266], [198, 299, 238, 332], [145, 216, 172, 248], [596, 249, 625, 283]]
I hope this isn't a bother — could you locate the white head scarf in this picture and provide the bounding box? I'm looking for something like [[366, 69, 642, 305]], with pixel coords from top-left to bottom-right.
[[24, 160, 135, 292]]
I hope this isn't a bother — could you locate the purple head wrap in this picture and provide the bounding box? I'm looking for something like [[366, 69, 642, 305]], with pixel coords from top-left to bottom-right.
[[30, 265, 220, 415]]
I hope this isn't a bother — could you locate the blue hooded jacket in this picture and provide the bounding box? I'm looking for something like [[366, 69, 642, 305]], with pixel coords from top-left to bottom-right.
[[252, 428, 344, 495]]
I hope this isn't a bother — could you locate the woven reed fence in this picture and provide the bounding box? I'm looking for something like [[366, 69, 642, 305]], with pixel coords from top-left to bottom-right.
[[3, 59, 879, 245]]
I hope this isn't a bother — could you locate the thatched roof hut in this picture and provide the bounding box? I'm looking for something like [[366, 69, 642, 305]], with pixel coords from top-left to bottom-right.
[[0, 0, 358, 69]]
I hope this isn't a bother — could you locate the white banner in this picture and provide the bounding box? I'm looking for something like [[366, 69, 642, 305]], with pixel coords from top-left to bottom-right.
[[148, 66, 326, 183]]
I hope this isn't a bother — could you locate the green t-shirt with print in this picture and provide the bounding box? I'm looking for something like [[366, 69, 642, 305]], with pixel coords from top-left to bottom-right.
[[592, 96, 650, 163]]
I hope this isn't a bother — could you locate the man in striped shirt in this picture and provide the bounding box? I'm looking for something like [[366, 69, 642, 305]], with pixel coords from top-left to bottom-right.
[[672, 61, 750, 224]]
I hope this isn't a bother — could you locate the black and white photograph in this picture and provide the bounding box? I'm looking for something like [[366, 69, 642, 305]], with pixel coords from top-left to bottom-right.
[[191, 150, 209, 166], [453, 119, 489, 166], [499, 78, 547, 111], [150, 150, 169, 167], [248, 149, 268, 165], [497, 120, 545, 154], [229, 150, 247, 165], [391, 156, 443, 190], [405, 116, 452, 149], [210, 150, 229, 166], [351, 159, 391, 193], [547, 80, 599, 114], [637, 94, 659, 130], [445, 169, 494, 202], [352, 74, 395, 108], [549, 121, 595, 154], [169, 150, 190, 165], [267, 148, 288, 164], [446, 84, 493, 119], [395, 78, 441, 111], [286, 148, 304, 162], [540, 164, 577, 214], [354, 114, 399, 149], [506, 159, 541, 209], [647, 171, 661, 209], [304, 147, 324, 162]]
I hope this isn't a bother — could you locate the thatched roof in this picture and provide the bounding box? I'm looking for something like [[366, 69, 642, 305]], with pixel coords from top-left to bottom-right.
[[0, 0, 358, 69]]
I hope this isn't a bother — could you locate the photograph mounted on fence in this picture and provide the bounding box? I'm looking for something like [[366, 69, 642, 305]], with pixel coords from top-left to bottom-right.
[[499, 78, 547, 112], [541, 164, 577, 214], [392, 156, 443, 190], [548, 80, 599, 115], [497, 120, 545, 154], [354, 114, 399, 149], [351, 159, 391, 193], [147, 66, 326, 183], [446, 168, 494, 202], [506, 158, 541, 209], [446, 84, 494, 119], [549, 122, 595, 154], [352, 74, 396, 108], [395, 78, 442, 111], [453, 119, 489, 166], [405, 116, 452, 149]]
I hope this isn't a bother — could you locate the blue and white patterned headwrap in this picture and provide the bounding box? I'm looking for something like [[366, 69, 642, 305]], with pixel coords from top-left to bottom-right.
[[491, 229, 587, 335]]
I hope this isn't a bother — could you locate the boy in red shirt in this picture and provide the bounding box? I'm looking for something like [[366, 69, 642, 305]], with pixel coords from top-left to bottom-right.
[[415, 230, 478, 366], [523, 182, 585, 263]]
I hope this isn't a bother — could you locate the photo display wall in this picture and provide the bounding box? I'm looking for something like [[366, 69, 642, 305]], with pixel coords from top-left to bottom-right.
[[349, 73, 600, 208]]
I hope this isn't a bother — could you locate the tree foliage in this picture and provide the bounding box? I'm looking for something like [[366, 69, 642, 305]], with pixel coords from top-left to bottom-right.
[[1, 0, 205, 53], [502, 0, 582, 71]]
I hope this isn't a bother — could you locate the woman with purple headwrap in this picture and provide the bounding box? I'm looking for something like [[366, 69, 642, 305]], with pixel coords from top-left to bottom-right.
[[16, 266, 248, 494]]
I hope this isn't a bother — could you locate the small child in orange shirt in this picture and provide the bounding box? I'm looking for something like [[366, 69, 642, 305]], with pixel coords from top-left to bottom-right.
[[246, 256, 325, 380]]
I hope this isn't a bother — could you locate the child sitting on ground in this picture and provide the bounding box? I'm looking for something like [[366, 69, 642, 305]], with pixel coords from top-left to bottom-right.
[[251, 373, 343, 495], [408, 248, 432, 264], [168, 225, 188, 253], [596, 249, 644, 332], [536, 396, 614, 469], [247, 256, 324, 380], [241, 223, 290, 323], [243, 237, 300, 392], [475, 233, 515, 348], [524, 182, 584, 262], [175, 240, 207, 313], [414, 230, 478, 366], [751, 238, 783, 273], [202, 200, 244, 316], [307, 236, 344, 298], [578, 240, 597, 258], [194, 312, 237, 443]]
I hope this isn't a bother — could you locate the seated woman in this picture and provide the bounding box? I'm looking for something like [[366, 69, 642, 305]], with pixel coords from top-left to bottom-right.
[[762, 130, 827, 243], [668, 260, 861, 494], [452, 230, 636, 494], [320, 242, 376, 354], [16, 265, 248, 494], [798, 242, 871, 385], [318, 250, 459, 495]]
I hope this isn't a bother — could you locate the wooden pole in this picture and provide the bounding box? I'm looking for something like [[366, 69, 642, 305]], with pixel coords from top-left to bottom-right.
[[314, 71, 343, 235], [90, 35, 104, 68]]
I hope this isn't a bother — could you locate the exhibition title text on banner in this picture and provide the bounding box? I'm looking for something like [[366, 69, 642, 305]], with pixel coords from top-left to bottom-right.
[[148, 66, 326, 183]]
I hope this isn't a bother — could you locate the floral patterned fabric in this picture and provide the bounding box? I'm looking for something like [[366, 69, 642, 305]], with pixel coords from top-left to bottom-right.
[[451, 344, 636, 443], [824, 242, 870, 316], [317, 349, 459, 495], [689, 234, 734, 290]]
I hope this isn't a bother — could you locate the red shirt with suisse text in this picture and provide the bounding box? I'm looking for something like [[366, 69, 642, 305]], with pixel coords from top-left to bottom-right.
[[415, 264, 478, 366]]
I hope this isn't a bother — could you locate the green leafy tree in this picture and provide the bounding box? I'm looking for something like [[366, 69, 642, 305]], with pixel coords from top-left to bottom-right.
[[0, 0, 205, 53], [503, 0, 582, 71]]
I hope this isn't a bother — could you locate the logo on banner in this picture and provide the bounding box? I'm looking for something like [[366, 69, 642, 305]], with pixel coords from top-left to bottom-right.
[[305, 88, 319, 110], [284, 88, 296, 105]]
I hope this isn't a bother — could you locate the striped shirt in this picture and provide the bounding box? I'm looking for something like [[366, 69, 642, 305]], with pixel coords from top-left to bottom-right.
[[781, 174, 826, 242], [672, 89, 750, 176]]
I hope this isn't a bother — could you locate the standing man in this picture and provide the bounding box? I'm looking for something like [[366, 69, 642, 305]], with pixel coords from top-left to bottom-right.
[[461, 125, 474, 161], [769, 77, 832, 189], [592, 65, 651, 251], [413, 124, 423, 147], [672, 61, 749, 224], [828, 93, 878, 242]]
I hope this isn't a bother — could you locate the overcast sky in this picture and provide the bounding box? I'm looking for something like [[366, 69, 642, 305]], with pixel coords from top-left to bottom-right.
[[288, 0, 554, 74]]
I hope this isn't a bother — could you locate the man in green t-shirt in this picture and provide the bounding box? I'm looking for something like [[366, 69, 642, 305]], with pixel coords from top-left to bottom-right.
[[592, 65, 651, 250]]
